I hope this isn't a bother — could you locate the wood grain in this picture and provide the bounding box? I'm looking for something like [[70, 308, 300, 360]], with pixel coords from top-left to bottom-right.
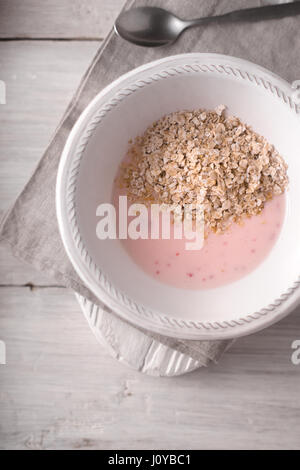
[[1, 0, 300, 451], [0, 0, 126, 39], [0, 41, 99, 285], [0, 287, 300, 450], [0, 40, 99, 212]]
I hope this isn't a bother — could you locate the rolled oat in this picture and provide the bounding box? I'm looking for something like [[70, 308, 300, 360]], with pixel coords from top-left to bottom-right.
[[119, 106, 288, 234]]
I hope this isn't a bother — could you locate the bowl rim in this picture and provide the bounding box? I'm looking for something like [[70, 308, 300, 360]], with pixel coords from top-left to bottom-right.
[[56, 52, 300, 340]]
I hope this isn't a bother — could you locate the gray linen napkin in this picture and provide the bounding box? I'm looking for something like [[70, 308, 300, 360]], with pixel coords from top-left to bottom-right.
[[1, 0, 299, 365]]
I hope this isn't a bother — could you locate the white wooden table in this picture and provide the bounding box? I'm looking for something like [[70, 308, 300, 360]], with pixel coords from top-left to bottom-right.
[[0, 0, 300, 450]]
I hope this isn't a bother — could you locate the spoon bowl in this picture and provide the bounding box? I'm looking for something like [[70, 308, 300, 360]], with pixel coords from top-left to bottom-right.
[[115, 7, 185, 47], [115, 3, 300, 47]]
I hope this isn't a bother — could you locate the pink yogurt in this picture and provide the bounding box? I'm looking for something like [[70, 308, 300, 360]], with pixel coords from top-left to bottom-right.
[[112, 186, 286, 290]]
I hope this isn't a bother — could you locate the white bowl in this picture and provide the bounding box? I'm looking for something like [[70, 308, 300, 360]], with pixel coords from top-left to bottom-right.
[[56, 53, 300, 340]]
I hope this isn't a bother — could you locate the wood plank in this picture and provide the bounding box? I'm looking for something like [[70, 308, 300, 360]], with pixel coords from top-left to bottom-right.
[[0, 40, 99, 211], [0, 286, 300, 450], [0, 0, 126, 39], [0, 41, 99, 285], [0, 0, 299, 451]]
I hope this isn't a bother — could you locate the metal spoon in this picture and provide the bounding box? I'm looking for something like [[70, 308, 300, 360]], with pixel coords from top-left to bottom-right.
[[115, 2, 300, 47]]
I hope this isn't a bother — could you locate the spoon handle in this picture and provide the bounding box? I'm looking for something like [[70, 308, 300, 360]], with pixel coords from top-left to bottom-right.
[[188, 1, 300, 27]]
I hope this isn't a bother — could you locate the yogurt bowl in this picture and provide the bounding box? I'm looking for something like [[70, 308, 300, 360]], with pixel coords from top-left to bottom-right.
[[56, 53, 300, 340]]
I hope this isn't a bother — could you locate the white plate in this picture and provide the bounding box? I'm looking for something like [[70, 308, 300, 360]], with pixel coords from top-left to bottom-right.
[[76, 294, 200, 376], [57, 53, 300, 340]]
